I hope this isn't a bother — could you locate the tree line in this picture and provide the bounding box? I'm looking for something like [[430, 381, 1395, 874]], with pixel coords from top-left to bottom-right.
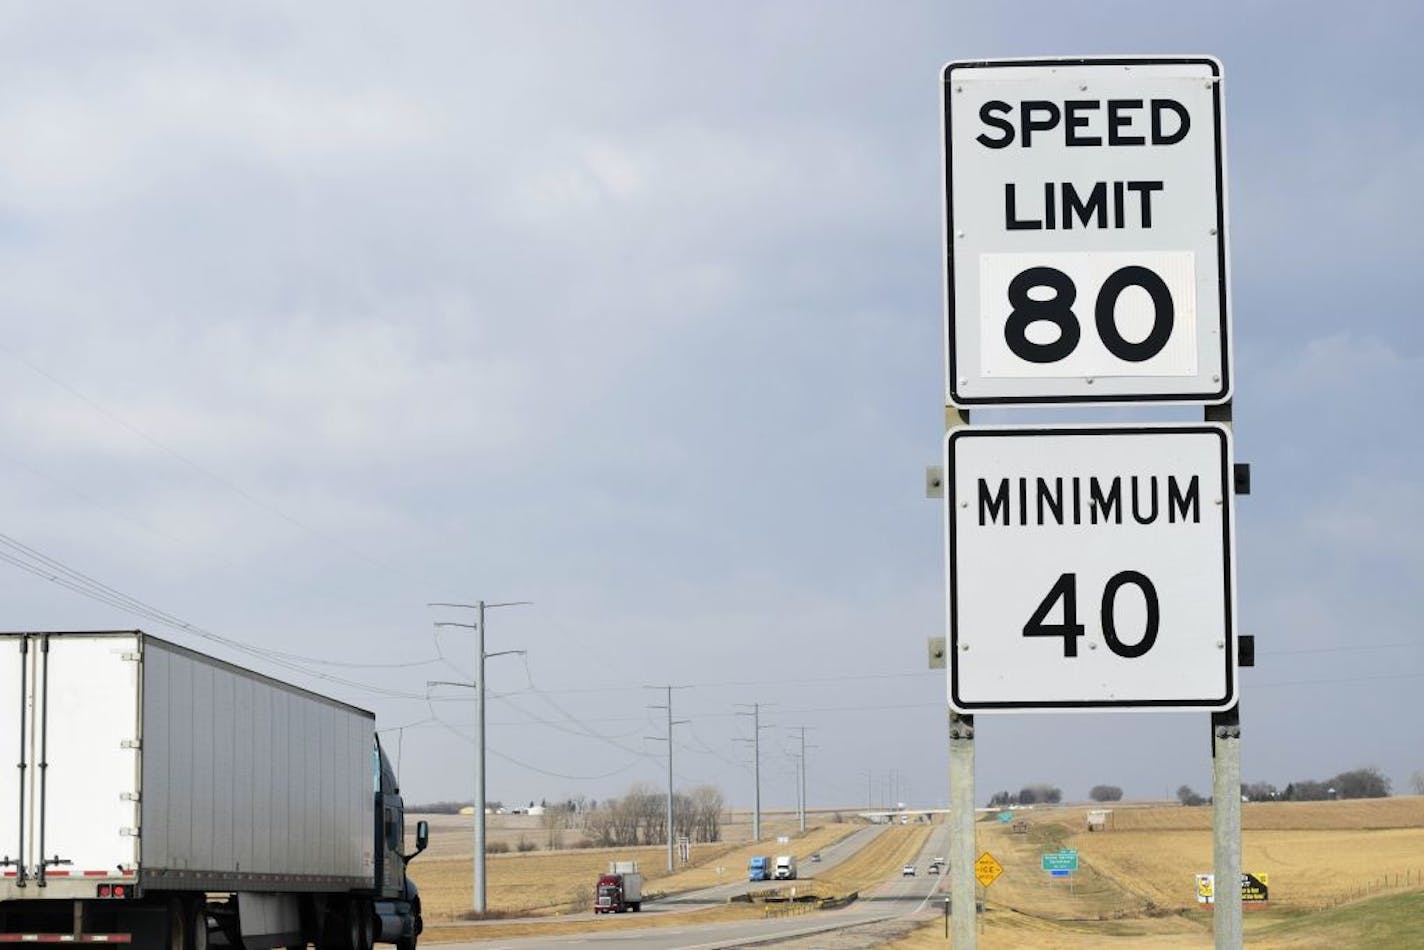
[[1179, 766, 1393, 806], [579, 782, 725, 846], [987, 764, 1407, 808]]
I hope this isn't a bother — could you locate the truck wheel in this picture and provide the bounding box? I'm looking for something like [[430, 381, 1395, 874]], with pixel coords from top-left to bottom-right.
[[168, 897, 209, 950], [631, 902, 641, 912], [316, 898, 371, 950], [347, 898, 374, 950]]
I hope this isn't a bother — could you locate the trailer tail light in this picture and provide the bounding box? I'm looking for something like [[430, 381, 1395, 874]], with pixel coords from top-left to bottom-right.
[[96, 883, 128, 898], [97, 884, 111, 897]]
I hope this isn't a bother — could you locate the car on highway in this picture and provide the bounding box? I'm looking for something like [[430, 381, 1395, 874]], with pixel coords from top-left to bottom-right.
[[902, 864, 917, 877], [810, 852, 822, 863], [928, 860, 944, 874]]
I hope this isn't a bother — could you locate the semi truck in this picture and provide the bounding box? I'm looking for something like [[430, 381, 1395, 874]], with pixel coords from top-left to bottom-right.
[[593, 861, 642, 913], [773, 855, 797, 880], [747, 855, 770, 882], [0, 630, 429, 949]]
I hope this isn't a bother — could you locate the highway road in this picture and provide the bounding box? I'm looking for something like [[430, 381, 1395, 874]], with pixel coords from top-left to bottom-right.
[[432, 821, 953, 949], [652, 823, 890, 911]]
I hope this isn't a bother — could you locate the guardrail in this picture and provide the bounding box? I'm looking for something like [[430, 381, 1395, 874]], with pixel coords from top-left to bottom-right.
[[818, 891, 859, 911]]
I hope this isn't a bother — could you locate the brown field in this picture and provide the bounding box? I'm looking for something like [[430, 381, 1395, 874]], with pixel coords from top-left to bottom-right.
[[887, 797, 1424, 949]]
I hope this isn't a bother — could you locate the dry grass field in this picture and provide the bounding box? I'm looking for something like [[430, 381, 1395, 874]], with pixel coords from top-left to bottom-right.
[[887, 797, 1424, 949]]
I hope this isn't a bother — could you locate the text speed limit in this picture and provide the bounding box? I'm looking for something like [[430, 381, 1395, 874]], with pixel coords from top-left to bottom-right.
[[979, 251, 1198, 380]]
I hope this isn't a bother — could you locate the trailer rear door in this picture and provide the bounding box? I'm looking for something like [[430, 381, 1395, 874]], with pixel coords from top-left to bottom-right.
[[0, 633, 141, 892], [40, 634, 142, 880]]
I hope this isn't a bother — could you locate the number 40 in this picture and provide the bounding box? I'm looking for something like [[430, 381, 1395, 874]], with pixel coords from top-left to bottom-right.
[[1023, 571, 1160, 658]]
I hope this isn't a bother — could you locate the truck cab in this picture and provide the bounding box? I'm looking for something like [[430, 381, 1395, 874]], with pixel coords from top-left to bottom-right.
[[748, 856, 770, 882], [372, 738, 428, 946], [594, 862, 642, 913]]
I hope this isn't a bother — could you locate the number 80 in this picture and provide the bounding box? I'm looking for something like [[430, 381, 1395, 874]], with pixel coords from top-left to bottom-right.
[[1005, 265, 1175, 364]]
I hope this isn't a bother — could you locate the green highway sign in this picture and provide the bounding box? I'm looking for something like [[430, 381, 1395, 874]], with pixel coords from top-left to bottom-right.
[[1041, 849, 1079, 872]]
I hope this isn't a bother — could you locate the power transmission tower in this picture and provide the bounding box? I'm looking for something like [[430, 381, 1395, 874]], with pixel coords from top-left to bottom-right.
[[428, 599, 531, 914], [645, 685, 691, 872], [734, 703, 773, 841], [789, 726, 815, 832]]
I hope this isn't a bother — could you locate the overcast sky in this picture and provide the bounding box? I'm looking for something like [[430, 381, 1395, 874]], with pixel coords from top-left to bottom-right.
[[0, 2, 1420, 813]]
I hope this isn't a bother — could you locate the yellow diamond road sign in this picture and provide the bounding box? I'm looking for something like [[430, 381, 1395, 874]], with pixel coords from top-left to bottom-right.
[[975, 851, 1003, 887]]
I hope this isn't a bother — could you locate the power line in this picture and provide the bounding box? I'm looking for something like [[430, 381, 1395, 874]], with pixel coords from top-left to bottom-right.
[[429, 705, 645, 782], [0, 341, 411, 579], [0, 529, 432, 697], [1258, 641, 1420, 656]]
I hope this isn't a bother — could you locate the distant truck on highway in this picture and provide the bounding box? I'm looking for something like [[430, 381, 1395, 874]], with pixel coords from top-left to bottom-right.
[[773, 855, 798, 880], [594, 861, 643, 913], [0, 630, 429, 948], [748, 855, 771, 881]]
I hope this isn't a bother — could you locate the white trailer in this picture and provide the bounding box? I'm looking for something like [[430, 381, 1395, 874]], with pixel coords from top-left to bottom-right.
[[773, 855, 797, 880], [0, 631, 428, 948]]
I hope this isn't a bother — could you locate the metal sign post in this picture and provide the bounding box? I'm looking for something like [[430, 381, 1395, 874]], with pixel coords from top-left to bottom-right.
[[949, 713, 976, 946], [1209, 402, 1243, 948]]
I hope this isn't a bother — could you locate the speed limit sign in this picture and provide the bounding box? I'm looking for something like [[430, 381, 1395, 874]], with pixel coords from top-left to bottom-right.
[[943, 57, 1231, 406]]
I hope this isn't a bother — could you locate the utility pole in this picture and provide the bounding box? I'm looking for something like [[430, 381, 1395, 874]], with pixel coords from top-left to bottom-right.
[[734, 703, 772, 841], [789, 727, 814, 832], [645, 685, 690, 872], [429, 599, 531, 915]]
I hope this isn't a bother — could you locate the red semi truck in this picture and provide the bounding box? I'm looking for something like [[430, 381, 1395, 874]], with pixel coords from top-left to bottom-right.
[[593, 862, 642, 913]]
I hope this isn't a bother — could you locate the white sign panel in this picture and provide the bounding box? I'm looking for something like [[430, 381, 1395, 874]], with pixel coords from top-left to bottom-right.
[[944, 57, 1231, 406], [945, 424, 1236, 711]]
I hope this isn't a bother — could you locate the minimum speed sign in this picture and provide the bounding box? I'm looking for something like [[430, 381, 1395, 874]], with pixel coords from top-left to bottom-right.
[[944, 424, 1237, 712], [943, 57, 1231, 406]]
